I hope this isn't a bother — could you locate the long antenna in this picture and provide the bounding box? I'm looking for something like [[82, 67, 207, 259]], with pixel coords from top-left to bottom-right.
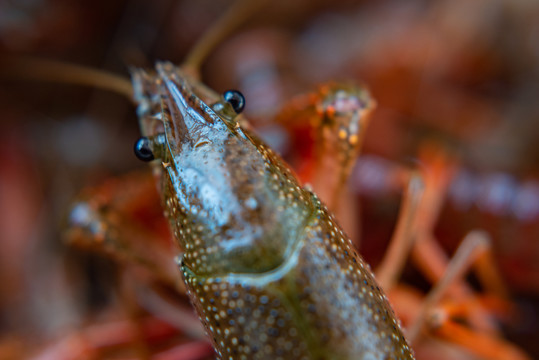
[[183, 0, 268, 73], [0, 57, 134, 100], [0, 0, 268, 97]]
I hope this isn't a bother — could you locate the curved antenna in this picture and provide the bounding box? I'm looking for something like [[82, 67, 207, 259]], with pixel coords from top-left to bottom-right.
[[183, 0, 269, 73], [0, 57, 134, 101], [0, 0, 268, 97]]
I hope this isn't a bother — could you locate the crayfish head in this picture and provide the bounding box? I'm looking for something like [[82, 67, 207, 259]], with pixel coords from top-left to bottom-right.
[[131, 62, 315, 277]]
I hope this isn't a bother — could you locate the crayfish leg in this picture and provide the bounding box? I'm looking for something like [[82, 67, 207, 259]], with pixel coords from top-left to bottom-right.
[[432, 320, 530, 360], [375, 169, 424, 291], [370, 141, 522, 357], [30, 317, 211, 360], [409, 143, 460, 289], [408, 230, 494, 342], [64, 170, 182, 292], [406, 230, 530, 359], [63, 171, 213, 355], [407, 144, 509, 327]]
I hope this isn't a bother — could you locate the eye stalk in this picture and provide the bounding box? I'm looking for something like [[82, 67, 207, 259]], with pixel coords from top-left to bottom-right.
[[223, 90, 245, 114], [134, 136, 155, 162]]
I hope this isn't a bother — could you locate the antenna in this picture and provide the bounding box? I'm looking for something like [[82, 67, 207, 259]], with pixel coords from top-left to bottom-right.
[[0, 57, 134, 101]]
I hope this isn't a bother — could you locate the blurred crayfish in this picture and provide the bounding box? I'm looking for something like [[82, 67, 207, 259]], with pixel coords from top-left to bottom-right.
[[0, 0, 535, 359]]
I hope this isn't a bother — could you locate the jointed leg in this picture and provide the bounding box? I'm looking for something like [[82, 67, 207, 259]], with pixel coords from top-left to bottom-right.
[[64, 170, 183, 293], [375, 169, 424, 291], [433, 320, 530, 360], [407, 230, 491, 342], [406, 230, 529, 359], [374, 142, 520, 358]]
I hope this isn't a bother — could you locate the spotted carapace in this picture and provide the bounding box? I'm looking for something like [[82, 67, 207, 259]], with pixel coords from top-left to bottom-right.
[[131, 62, 414, 360]]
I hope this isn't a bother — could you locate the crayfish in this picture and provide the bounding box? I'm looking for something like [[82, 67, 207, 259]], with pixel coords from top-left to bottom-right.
[[0, 0, 534, 359]]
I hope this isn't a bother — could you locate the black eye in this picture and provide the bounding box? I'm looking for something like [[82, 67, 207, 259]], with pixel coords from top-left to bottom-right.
[[134, 137, 154, 162], [223, 90, 245, 114]]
